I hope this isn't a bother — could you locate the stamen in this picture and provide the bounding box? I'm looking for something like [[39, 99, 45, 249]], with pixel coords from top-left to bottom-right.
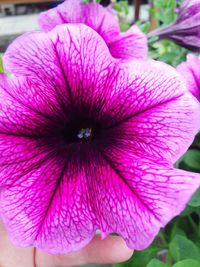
[[77, 128, 93, 140]]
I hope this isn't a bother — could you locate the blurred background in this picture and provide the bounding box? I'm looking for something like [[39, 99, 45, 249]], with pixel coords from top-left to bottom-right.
[[0, 0, 149, 52]]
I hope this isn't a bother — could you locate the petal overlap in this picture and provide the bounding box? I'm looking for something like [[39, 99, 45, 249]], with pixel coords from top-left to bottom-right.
[[38, 0, 147, 60]]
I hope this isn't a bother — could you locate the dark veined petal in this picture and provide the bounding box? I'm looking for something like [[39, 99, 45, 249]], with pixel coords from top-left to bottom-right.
[[3, 31, 73, 113], [0, 74, 69, 123], [39, 0, 119, 40], [1, 23, 200, 254], [3, 24, 117, 126], [177, 54, 200, 101], [3, 28, 200, 162], [38, 0, 147, 60], [88, 147, 200, 250], [0, 137, 200, 252], [103, 92, 200, 163], [0, 146, 96, 254], [0, 136, 55, 187], [0, 74, 57, 136], [91, 59, 194, 132], [108, 25, 147, 60], [3, 24, 115, 111], [4, 25, 171, 131]]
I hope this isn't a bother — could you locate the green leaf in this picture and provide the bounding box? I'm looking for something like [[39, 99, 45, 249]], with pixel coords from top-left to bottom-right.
[[193, 132, 200, 146], [169, 235, 200, 262], [113, 1, 129, 15], [116, 244, 160, 267], [189, 188, 200, 207], [120, 23, 131, 32], [150, 0, 176, 25], [170, 226, 187, 240], [146, 258, 166, 267], [136, 21, 150, 34], [0, 54, 4, 73], [180, 205, 195, 216], [181, 150, 200, 171], [148, 39, 188, 67], [173, 259, 200, 267]]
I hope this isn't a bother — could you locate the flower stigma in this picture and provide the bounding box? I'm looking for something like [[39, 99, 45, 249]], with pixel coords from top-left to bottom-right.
[[77, 128, 93, 141]]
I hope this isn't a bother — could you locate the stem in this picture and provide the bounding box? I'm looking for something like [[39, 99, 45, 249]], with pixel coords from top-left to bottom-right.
[[166, 252, 172, 267], [158, 231, 168, 247], [188, 215, 198, 234], [198, 221, 200, 237]]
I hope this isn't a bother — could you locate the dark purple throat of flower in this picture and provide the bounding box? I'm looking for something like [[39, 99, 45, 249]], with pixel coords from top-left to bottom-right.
[[62, 117, 100, 144]]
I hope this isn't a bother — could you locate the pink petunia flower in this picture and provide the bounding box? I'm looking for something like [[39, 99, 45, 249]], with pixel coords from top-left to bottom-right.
[[0, 24, 200, 254], [38, 0, 147, 60], [177, 54, 200, 101]]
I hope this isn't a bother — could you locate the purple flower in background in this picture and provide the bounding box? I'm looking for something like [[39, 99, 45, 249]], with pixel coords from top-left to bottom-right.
[[0, 24, 200, 254], [148, 0, 200, 52], [38, 0, 147, 60], [177, 54, 200, 101]]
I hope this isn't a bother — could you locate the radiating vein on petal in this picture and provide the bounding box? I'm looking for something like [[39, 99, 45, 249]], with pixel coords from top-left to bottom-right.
[[88, 148, 200, 250]]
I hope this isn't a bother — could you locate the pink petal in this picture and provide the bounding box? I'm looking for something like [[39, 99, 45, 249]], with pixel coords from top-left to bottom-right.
[[90, 148, 200, 250], [1, 24, 200, 253], [0, 151, 96, 253], [0, 136, 54, 187], [105, 92, 200, 163], [1, 142, 199, 252], [3, 24, 114, 120], [38, 0, 147, 60], [39, 0, 119, 39], [4, 32, 199, 163], [3, 24, 114, 95], [108, 25, 147, 60], [1, 74, 68, 121], [177, 54, 200, 101], [0, 75, 56, 136], [3, 31, 71, 109], [94, 60, 192, 129]]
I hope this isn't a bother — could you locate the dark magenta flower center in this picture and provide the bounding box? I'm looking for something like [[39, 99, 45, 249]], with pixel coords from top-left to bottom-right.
[[77, 128, 93, 140], [59, 115, 104, 144], [41, 107, 117, 157]]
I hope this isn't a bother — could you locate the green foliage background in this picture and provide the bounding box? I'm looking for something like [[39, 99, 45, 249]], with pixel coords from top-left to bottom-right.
[[0, 54, 4, 73]]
